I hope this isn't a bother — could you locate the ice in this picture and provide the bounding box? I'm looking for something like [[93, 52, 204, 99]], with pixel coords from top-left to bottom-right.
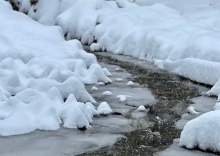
[[102, 91, 113, 96]]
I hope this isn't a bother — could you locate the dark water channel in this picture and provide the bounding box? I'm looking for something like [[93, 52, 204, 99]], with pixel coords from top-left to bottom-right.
[[79, 54, 200, 156]]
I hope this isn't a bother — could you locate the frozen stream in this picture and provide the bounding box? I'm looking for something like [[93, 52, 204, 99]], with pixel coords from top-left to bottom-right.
[[0, 50, 217, 156]]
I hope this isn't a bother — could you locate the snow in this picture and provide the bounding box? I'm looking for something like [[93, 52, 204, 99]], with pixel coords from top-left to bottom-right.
[[0, 3, 111, 136], [179, 110, 220, 152], [97, 82, 105, 86], [127, 81, 134, 86], [90, 1, 220, 98], [102, 91, 113, 96], [213, 102, 220, 110], [97, 101, 113, 115], [91, 86, 98, 91], [103, 68, 112, 76], [187, 106, 199, 115], [117, 95, 131, 102], [116, 78, 123, 81], [137, 105, 146, 111], [10, 0, 220, 99], [3, 0, 220, 153]]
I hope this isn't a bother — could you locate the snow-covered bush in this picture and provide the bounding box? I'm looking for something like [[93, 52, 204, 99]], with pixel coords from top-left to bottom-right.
[[0, 2, 111, 136]]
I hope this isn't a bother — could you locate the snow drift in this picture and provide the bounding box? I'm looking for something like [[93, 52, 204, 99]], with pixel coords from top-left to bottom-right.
[[90, 3, 220, 97], [0, 1, 111, 136]]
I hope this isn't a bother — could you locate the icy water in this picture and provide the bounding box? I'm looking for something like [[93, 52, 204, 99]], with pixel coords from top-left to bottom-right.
[[79, 52, 200, 156]]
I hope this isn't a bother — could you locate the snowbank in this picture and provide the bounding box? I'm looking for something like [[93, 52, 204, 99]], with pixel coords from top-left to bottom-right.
[[179, 110, 220, 152], [0, 3, 111, 136], [90, 3, 220, 97], [11, 0, 220, 98]]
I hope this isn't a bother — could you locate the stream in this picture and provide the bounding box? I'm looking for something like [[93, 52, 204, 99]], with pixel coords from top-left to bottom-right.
[[78, 50, 203, 156]]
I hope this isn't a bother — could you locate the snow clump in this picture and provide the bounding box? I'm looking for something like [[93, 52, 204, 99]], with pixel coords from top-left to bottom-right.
[[97, 101, 113, 115], [102, 91, 113, 96], [137, 105, 146, 111], [127, 81, 134, 86]]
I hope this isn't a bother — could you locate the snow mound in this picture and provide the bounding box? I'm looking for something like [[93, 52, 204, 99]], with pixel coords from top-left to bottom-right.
[[117, 95, 131, 102], [90, 3, 220, 96], [97, 101, 113, 115], [187, 106, 199, 115], [97, 82, 105, 86], [179, 110, 220, 152], [92, 86, 98, 91], [102, 91, 113, 96], [137, 105, 146, 111], [0, 3, 110, 136], [103, 68, 112, 76], [127, 81, 134, 86]]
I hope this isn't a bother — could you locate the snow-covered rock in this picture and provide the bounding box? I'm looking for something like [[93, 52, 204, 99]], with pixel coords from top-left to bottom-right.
[[179, 110, 220, 152], [97, 101, 113, 115]]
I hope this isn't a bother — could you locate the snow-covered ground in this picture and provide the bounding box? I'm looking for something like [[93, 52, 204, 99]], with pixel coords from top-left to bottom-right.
[[0, 53, 155, 156], [0, 1, 111, 136], [2, 0, 220, 154]]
